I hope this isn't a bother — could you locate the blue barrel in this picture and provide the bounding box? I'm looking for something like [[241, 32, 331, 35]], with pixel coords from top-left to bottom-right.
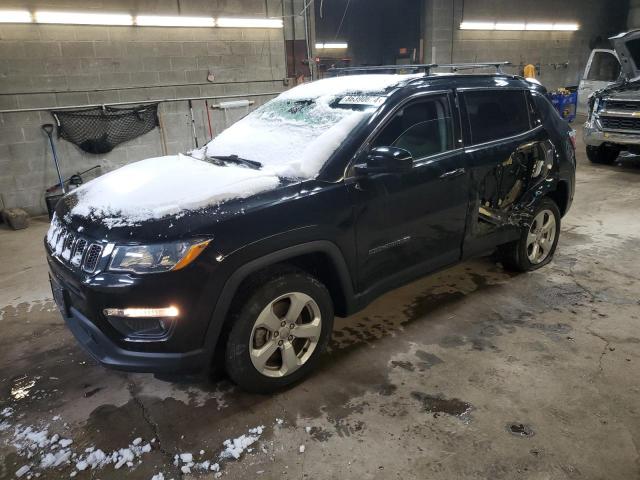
[[548, 91, 577, 123]]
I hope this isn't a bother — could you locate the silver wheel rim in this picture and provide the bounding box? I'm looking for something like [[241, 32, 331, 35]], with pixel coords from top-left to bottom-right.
[[249, 292, 322, 378], [526, 209, 556, 264]]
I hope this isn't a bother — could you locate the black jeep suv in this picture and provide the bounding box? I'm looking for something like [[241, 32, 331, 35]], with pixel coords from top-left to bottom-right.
[[46, 66, 576, 393]]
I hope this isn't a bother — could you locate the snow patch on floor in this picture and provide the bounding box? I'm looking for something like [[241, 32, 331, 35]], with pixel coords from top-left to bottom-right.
[[1, 419, 155, 478]]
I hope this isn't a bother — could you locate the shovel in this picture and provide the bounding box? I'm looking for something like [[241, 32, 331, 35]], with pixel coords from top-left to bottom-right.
[[42, 123, 65, 194]]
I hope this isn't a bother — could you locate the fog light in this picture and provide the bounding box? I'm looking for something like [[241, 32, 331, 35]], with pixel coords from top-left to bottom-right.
[[103, 306, 178, 341], [103, 306, 179, 318]]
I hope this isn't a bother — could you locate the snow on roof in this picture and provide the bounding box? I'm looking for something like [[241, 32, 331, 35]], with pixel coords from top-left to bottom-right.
[[277, 73, 421, 100]]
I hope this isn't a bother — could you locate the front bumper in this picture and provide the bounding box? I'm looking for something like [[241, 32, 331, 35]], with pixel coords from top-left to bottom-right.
[[583, 119, 640, 148], [60, 301, 205, 373], [47, 249, 217, 374]]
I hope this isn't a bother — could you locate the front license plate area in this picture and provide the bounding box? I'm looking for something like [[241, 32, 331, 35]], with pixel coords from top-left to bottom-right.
[[50, 276, 69, 317]]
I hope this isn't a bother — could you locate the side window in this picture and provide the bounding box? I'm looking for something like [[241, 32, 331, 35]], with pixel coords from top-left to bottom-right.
[[586, 51, 620, 81], [526, 91, 543, 128], [371, 95, 453, 160], [463, 90, 530, 145]]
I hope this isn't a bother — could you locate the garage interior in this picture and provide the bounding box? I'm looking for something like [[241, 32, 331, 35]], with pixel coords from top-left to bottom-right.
[[1, 0, 639, 479]]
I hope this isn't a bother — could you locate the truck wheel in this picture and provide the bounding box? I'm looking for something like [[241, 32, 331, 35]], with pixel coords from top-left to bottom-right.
[[499, 198, 561, 272], [224, 268, 334, 393], [586, 145, 619, 164]]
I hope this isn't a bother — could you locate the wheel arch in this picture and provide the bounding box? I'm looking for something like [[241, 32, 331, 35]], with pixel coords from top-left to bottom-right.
[[547, 180, 570, 217], [202, 241, 356, 371]]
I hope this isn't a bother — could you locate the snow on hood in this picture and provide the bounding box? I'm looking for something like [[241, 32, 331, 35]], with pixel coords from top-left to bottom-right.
[[70, 154, 280, 226]]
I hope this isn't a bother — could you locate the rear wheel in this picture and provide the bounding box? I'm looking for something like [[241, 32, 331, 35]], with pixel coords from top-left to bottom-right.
[[586, 145, 619, 164], [499, 198, 561, 272], [224, 268, 333, 393]]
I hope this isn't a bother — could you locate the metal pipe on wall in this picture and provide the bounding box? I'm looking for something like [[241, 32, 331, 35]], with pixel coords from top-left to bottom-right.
[[0, 92, 283, 115], [0, 80, 287, 98]]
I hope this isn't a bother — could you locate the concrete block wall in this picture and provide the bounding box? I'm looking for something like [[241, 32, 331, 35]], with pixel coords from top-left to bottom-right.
[[0, 0, 288, 215], [422, 0, 628, 90]]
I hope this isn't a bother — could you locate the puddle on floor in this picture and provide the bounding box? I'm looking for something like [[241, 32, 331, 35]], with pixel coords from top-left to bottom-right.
[[411, 391, 473, 420], [507, 423, 535, 437]]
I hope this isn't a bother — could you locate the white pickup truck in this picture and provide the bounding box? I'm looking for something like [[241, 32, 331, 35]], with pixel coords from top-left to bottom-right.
[[582, 30, 640, 163]]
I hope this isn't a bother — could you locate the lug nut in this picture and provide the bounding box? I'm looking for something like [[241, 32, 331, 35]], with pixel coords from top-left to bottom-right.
[[289, 324, 295, 329], [288, 335, 294, 341], [281, 321, 286, 327], [274, 331, 279, 337], [278, 340, 284, 346]]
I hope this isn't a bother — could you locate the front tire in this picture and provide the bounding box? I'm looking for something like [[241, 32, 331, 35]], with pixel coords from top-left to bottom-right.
[[224, 268, 334, 393], [586, 145, 619, 164], [499, 198, 561, 272]]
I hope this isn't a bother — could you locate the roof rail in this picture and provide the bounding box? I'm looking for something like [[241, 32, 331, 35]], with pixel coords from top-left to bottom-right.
[[435, 62, 511, 73], [328, 64, 437, 76], [327, 61, 510, 76]]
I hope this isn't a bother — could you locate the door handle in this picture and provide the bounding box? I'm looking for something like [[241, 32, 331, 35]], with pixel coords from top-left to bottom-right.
[[439, 167, 466, 179]]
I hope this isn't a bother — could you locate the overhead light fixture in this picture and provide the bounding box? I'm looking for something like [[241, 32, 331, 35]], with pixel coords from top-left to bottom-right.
[[460, 21, 496, 30], [216, 17, 283, 28], [495, 22, 525, 30], [0, 10, 32, 23], [553, 23, 579, 31], [316, 42, 348, 49], [525, 23, 554, 30], [135, 15, 214, 27], [35, 11, 134, 26], [461, 21, 578, 31]]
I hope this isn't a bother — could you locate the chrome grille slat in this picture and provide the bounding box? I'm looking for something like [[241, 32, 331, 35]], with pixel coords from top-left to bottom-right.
[[71, 238, 88, 267], [600, 116, 640, 131], [603, 100, 640, 112], [83, 244, 103, 273], [47, 218, 103, 273]]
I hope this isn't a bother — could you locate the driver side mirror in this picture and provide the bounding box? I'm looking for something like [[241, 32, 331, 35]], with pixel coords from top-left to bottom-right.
[[354, 146, 413, 176]]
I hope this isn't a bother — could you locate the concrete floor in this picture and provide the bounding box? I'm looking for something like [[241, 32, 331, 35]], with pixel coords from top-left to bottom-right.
[[1, 123, 639, 479]]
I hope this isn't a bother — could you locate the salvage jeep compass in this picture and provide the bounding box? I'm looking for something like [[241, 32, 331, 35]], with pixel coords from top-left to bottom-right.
[[46, 65, 576, 393]]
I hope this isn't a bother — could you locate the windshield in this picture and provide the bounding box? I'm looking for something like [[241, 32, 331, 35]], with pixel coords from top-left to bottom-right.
[[204, 95, 380, 179], [202, 74, 423, 179]]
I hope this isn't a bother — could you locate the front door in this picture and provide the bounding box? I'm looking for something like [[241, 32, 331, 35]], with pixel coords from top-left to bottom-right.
[[577, 49, 620, 115], [347, 92, 469, 294]]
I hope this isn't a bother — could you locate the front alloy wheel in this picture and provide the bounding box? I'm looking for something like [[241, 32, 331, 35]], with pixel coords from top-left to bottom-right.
[[249, 292, 322, 378], [224, 268, 334, 393]]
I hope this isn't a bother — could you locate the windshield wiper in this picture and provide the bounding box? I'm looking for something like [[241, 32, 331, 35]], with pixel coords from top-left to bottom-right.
[[206, 154, 262, 170]]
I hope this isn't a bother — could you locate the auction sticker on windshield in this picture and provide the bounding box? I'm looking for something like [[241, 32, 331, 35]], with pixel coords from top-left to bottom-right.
[[338, 95, 386, 106]]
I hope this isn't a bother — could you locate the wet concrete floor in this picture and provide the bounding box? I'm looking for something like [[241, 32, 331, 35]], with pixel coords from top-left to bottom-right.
[[0, 123, 639, 479]]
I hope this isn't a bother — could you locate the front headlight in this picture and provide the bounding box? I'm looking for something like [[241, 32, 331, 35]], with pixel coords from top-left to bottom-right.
[[108, 239, 211, 274]]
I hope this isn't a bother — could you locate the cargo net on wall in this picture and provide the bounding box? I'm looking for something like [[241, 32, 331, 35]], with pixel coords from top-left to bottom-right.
[[52, 104, 159, 154]]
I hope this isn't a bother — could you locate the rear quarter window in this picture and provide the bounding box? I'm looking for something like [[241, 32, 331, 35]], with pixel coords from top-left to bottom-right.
[[463, 90, 530, 145]]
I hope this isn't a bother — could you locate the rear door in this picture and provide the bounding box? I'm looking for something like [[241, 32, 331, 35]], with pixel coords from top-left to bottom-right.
[[577, 49, 620, 115], [459, 88, 550, 256], [347, 91, 469, 294]]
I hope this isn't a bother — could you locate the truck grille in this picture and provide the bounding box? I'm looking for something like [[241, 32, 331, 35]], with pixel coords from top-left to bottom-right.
[[600, 116, 640, 131], [603, 100, 640, 112], [46, 216, 104, 273]]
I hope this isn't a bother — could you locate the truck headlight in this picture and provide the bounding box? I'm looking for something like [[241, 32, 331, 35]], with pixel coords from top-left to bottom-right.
[[108, 239, 211, 274]]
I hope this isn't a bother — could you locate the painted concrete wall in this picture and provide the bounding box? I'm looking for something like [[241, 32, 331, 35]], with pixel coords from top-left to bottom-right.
[[422, 0, 628, 89], [0, 0, 288, 214]]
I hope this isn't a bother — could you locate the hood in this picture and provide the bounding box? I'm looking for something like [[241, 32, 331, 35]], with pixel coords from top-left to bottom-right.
[[66, 154, 282, 228], [610, 29, 640, 80]]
